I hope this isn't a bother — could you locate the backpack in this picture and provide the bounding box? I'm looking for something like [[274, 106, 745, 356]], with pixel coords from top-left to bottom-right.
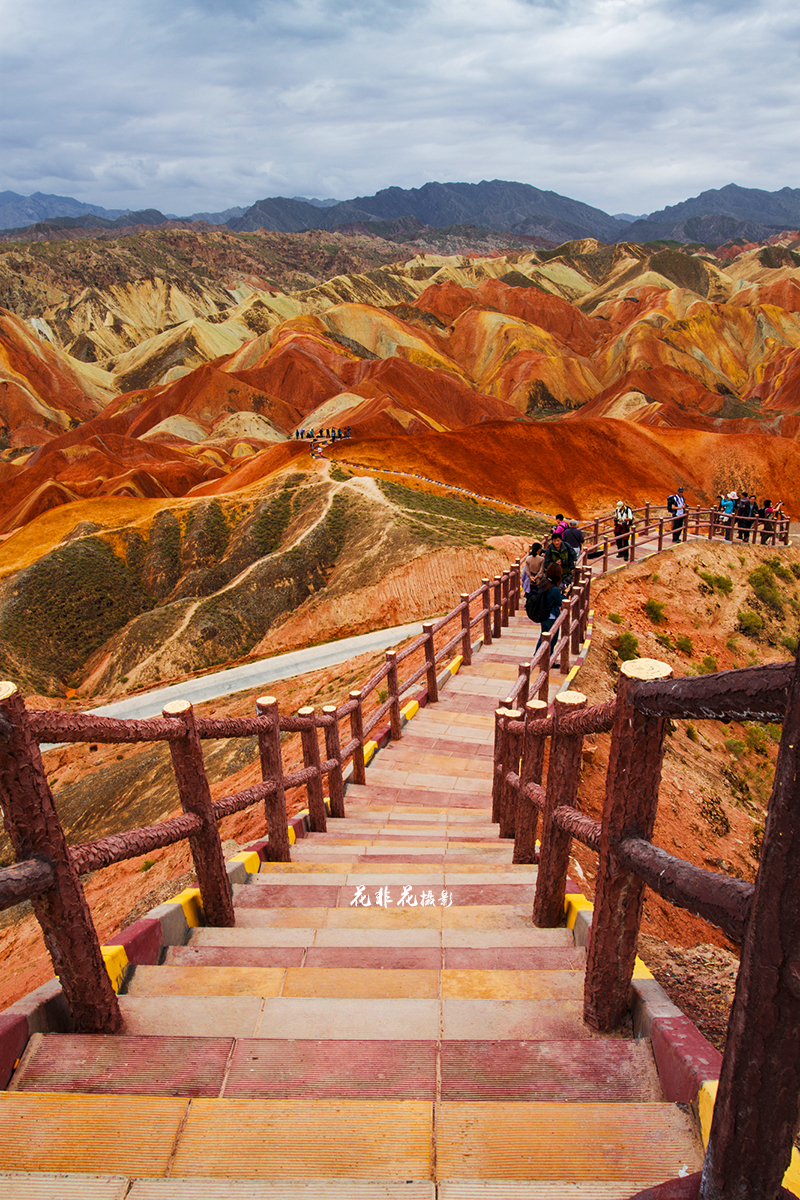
[[526, 583, 550, 623]]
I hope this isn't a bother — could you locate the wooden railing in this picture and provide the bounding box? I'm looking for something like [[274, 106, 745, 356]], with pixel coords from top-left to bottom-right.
[[495, 652, 800, 1199], [575, 502, 789, 570], [0, 554, 602, 1035]]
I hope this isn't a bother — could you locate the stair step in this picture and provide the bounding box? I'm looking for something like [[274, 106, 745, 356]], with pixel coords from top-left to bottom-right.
[[233, 883, 536, 909], [0, 1095, 702, 1182]]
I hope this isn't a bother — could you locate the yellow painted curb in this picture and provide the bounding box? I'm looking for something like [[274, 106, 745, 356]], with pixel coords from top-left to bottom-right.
[[230, 850, 261, 875], [564, 892, 593, 929], [401, 699, 419, 721], [448, 655, 463, 675], [633, 957, 654, 980], [288, 825, 296, 845], [364, 740, 378, 764], [100, 944, 129, 993], [171, 887, 203, 928], [697, 1079, 800, 1197]]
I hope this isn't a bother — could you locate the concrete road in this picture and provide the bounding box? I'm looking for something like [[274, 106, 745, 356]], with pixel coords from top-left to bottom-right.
[[88, 622, 423, 721]]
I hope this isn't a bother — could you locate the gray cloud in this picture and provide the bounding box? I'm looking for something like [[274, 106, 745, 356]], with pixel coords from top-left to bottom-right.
[[1, 0, 798, 216]]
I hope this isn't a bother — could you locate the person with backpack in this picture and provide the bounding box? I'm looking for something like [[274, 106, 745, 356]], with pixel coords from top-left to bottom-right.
[[562, 519, 585, 567], [522, 542, 545, 595], [532, 563, 563, 649], [614, 500, 634, 560], [667, 486, 686, 543]]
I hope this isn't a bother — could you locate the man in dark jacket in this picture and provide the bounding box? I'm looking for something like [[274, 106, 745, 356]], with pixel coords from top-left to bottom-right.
[[544, 534, 573, 589], [562, 520, 585, 567]]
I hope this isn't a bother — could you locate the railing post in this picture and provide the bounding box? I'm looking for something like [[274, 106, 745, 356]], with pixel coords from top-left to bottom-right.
[[644, 502, 650, 535], [298, 706, 327, 832], [509, 562, 520, 616], [570, 592, 581, 655], [583, 658, 672, 1031], [0, 682, 122, 1033], [501, 571, 510, 627], [348, 691, 367, 785], [602, 538, 609, 573], [533, 691, 587, 927], [629, 526, 636, 563], [694, 505, 701, 536], [699, 646, 800, 1200], [559, 616, 571, 674], [593, 517, 599, 545], [481, 578, 493, 645], [499, 709, 523, 839], [459, 594, 473, 666], [493, 576, 502, 639], [514, 698, 548, 864], [386, 651, 402, 739], [322, 705, 346, 818], [492, 708, 507, 824], [657, 517, 664, 551], [422, 623, 439, 704], [255, 695, 291, 862], [163, 699, 235, 927], [538, 632, 553, 702], [517, 661, 531, 709], [708, 510, 715, 540]]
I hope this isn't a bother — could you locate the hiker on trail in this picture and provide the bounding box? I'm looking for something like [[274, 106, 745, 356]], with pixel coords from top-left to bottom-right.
[[719, 491, 737, 541], [614, 501, 633, 561], [544, 532, 573, 590], [535, 563, 563, 650], [562, 519, 584, 566], [667, 487, 686, 543], [522, 542, 545, 594], [552, 513, 568, 538], [737, 494, 756, 542], [758, 499, 774, 544]]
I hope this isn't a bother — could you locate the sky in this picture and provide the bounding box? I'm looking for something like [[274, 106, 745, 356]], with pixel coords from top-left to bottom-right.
[[2, 0, 799, 219]]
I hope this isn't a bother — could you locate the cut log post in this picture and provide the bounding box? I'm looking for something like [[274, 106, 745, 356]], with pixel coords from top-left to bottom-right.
[[700, 647, 800, 1200], [538, 632, 553, 702], [459, 595, 472, 665], [493, 576, 502, 639], [694, 505, 701, 536], [509, 562, 520, 616], [501, 571, 510, 628], [492, 708, 506, 825], [514, 698, 548, 864], [517, 662, 531, 709], [297, 706, 326, 832], [163, 699, 235, 928], [644, 502, 650, 534], [533, 691, 587, 927], [629, 526, 637, 563], [386, 651, 402, 740], [0, 682, 122, 1033], [349, 691, 367, 785], [499, 708, 523, 839], [583, 658, 672, 1031], [255, 695, 291, 862], [570, 592, 581, 655], [322, 704, 345, 818], [481, 578, 493, 645], [422, 624, 439, 704]]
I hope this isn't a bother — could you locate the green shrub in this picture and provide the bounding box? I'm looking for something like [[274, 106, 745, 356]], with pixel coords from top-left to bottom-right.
[[782, 635, 798, 653], [686, 724, 699, 743], [767, 723, 782, 742], [765, 556, 793, 583], [617, 631, 640, 661], [724, 737, 746, 758], [608, 612, 623, 624], [748, 565, 784, 614], [675, 634, 694, 655], [738, 610, 763, 637], [791, 563, 800, 580], [644, 598, 666, 624], [655, 633, 673, 651], [699, 570, 733, 595], [744, 724, 769, 755], [698, 654, 719, 674], [329, 465, 348, 482]]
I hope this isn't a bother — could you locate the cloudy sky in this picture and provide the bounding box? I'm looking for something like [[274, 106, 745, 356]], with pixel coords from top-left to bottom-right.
[[2, 0, 799, 218]]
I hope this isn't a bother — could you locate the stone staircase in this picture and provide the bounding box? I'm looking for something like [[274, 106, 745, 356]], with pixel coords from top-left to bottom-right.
[[0, 611, 703, 1197]]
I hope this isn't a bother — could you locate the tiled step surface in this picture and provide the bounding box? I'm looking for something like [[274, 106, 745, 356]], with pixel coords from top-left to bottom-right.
[[3, 609, 705, 1191]]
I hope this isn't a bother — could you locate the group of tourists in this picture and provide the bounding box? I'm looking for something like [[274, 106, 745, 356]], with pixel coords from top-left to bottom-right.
[[714, 491, 784, 543], [522, 515, 586, 648], [295, 427, 352, 441]]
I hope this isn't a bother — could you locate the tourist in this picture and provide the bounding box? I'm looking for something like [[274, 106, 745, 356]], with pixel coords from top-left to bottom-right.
[[544, 532, 573, 589], [737, 494, 756, 542], [614, 500, 633, 561], [535, 563, 563, 650], [719, 491, 737, 541], [562, 519, 585, 567], [522, 542, 545, 594], [667, 486, 686, 543]]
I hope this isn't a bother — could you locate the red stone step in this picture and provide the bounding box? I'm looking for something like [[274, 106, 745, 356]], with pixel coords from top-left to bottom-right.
[[439, 1040, 662, 1102], [10, 1034, 232, 1097], [223, 1039, 437, 1100], [166, 946, 306, 967]]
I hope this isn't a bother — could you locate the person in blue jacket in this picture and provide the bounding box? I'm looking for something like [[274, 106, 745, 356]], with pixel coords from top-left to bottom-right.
[[536, 563, 563, 650]]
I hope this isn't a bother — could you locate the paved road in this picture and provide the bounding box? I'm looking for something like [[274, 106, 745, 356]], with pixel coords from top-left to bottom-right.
[[88, 622, 422, 721]]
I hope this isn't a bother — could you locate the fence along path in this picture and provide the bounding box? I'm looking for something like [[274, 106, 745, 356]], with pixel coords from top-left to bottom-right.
[[0, 594, 703, 1197]]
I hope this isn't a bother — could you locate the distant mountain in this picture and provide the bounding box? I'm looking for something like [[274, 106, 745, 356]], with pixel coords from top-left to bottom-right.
[[617, 184, 800, 244], [188, 206, 248, 224], [228, 180, 626, 242], [0, 190, 128, 231]]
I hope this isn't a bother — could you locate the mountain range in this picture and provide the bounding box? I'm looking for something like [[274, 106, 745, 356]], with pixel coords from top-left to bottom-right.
[[4, 181, 800, 247]]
